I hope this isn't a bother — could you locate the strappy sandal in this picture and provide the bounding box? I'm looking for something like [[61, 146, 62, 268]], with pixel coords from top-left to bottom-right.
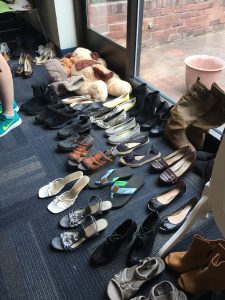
[[88, 167, 134, 189], [59, 196, 112, 228], [52, 215, 108, 251], [120, 146, 161, 167], [115, 135, 149, 155], [38, 171, 83, 198], [47, 175, 90, 214], [77, 148, 118, 173], [151, 146, 191, 172], [149, 281, 187, 300], [68, 144, 93, 167], [108, 175, 145, 208], [107, 257, 165, 300]]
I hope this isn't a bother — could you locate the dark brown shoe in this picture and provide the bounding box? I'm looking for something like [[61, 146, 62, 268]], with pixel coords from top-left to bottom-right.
[[151, 146, 191, 172], [159, 151, 196, 184]]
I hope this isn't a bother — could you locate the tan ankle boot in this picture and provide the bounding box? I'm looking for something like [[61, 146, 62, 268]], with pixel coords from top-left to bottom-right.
[[178, 244, 225, 294], [189, 83, 225, 142], [164, 78, 217, 150], [165, 234, 225, 273]]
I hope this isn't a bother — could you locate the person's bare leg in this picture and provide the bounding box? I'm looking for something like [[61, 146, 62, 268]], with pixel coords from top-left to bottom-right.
[[0, 53, 14, 116]]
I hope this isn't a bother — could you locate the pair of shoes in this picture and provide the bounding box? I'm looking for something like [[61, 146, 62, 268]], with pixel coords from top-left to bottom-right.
[[52, 214, 108, 251], [58, 134, 93, 152], [91, 210, 160, 268], [38, 171, 89, 213], [165, 234, 225, 294], [107, 256, 165, 300], [107, 124, 141, 145], [95, 109, 126, 129], [16, 53, 33, 78], [165, 78, 225, 150], [103, 93, 130, 108], [67, 136, 94, 166], [45, 106, 83, 129], [34, 48, 56, 65], [88, 169, 144, 208], [105, 117, 136, 136], [148, 105, 173, 137], [0, 111, 22, 137], [76, 148, 118, 173], [57, 115, 91, 137], [20, 85, 59, 115], [120, 145, 161, 167], [151, 146, 196, 184], [131, 281, 187, 300]]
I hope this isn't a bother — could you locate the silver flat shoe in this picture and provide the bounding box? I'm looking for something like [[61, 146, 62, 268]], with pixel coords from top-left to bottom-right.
[[95, 110, 126, 129], [105, 117, 136, 136], [108, 124, 140, 145]]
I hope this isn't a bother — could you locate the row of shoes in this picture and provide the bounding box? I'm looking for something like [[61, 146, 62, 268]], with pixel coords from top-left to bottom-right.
[[15, 53, 33, 78], [107, 258, 187, 300]]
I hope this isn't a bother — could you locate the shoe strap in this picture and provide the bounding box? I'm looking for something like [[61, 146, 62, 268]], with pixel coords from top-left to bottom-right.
[[95, 169, 119, 186], [110, 181, 137, 199]]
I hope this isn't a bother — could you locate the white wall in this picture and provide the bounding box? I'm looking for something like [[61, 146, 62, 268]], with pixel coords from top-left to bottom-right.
[[54, 0, 77, 50], [32, 0, 77, 50]]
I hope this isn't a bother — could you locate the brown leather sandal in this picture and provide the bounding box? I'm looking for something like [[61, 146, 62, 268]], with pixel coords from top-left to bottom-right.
[[68, 144, 92, 166], [78, 149, 118, 173]]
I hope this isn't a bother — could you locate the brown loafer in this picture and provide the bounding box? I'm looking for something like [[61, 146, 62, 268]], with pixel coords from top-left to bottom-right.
[[159, 151, 196, 184], [151, 146, 191, 172]]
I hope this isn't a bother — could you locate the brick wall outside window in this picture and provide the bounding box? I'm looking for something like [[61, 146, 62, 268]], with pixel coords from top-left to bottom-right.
[[88, 0, 225, 47]]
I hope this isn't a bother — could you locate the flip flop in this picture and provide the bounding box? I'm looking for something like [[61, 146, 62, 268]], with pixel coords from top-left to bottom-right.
[[59, 196, 112, 228], [108, 175, 145, 208], [52, 215, 108, 251], [88, 167, 134, 189], [38, 171, 83, 198]]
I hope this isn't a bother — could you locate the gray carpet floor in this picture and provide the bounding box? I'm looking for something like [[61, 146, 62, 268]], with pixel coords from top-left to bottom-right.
[[0, 63, 222, 300]]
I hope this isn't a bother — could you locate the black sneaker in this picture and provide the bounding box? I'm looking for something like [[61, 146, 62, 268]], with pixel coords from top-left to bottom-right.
[[45, 106, 80, 129], [35, 102, 66, 124], [57, 115, 92, 138]]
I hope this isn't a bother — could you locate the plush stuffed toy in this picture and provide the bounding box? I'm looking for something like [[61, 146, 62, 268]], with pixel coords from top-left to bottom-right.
[[44, 47, 132, 101]]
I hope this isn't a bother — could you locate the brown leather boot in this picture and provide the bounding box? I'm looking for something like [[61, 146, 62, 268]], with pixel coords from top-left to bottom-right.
[[164, 78, 217, 150], [188, 83, 225, 146], [165, 234, 225, 273], [178, 243, 225, 294]]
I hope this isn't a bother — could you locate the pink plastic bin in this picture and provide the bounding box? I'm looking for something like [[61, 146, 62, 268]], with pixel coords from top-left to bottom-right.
[[184, 55, 225, 89]]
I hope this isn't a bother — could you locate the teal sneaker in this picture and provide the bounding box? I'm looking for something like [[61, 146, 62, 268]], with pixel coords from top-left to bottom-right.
[[0, 100, 19, 114], [0, 111, 22, 137]]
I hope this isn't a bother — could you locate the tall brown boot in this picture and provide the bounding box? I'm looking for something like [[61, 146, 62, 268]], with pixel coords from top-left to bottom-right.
[[164, 78, 218, 150], [165, 234, 225, 273], [189, 83, 225, 144], [178, 243, 225, 294]]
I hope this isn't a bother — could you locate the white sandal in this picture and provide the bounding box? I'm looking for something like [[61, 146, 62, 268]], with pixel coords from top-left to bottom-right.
[[47, 175, 90, 214], [38, 171, 83, 198]]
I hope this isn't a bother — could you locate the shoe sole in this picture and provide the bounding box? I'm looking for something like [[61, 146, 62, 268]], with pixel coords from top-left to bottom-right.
[[116, 138, 149, 155], [120, 152, 161, 167], [0, 118, 22, 137]]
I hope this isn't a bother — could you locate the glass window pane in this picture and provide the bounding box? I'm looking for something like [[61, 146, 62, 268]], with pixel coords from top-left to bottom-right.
[[87, 0, 127, 48], [138, 0, 225, 101]]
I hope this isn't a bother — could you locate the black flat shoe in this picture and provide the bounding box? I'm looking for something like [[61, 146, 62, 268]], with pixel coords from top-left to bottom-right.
[[57, 115, 91, 138], [90, 219, 137, 267], [160, 197, 198, 233], [148, 180, 186, 211], [35, 102, 64, 124], [45, 107, 80, 129], [127, 209, 160, 267]]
